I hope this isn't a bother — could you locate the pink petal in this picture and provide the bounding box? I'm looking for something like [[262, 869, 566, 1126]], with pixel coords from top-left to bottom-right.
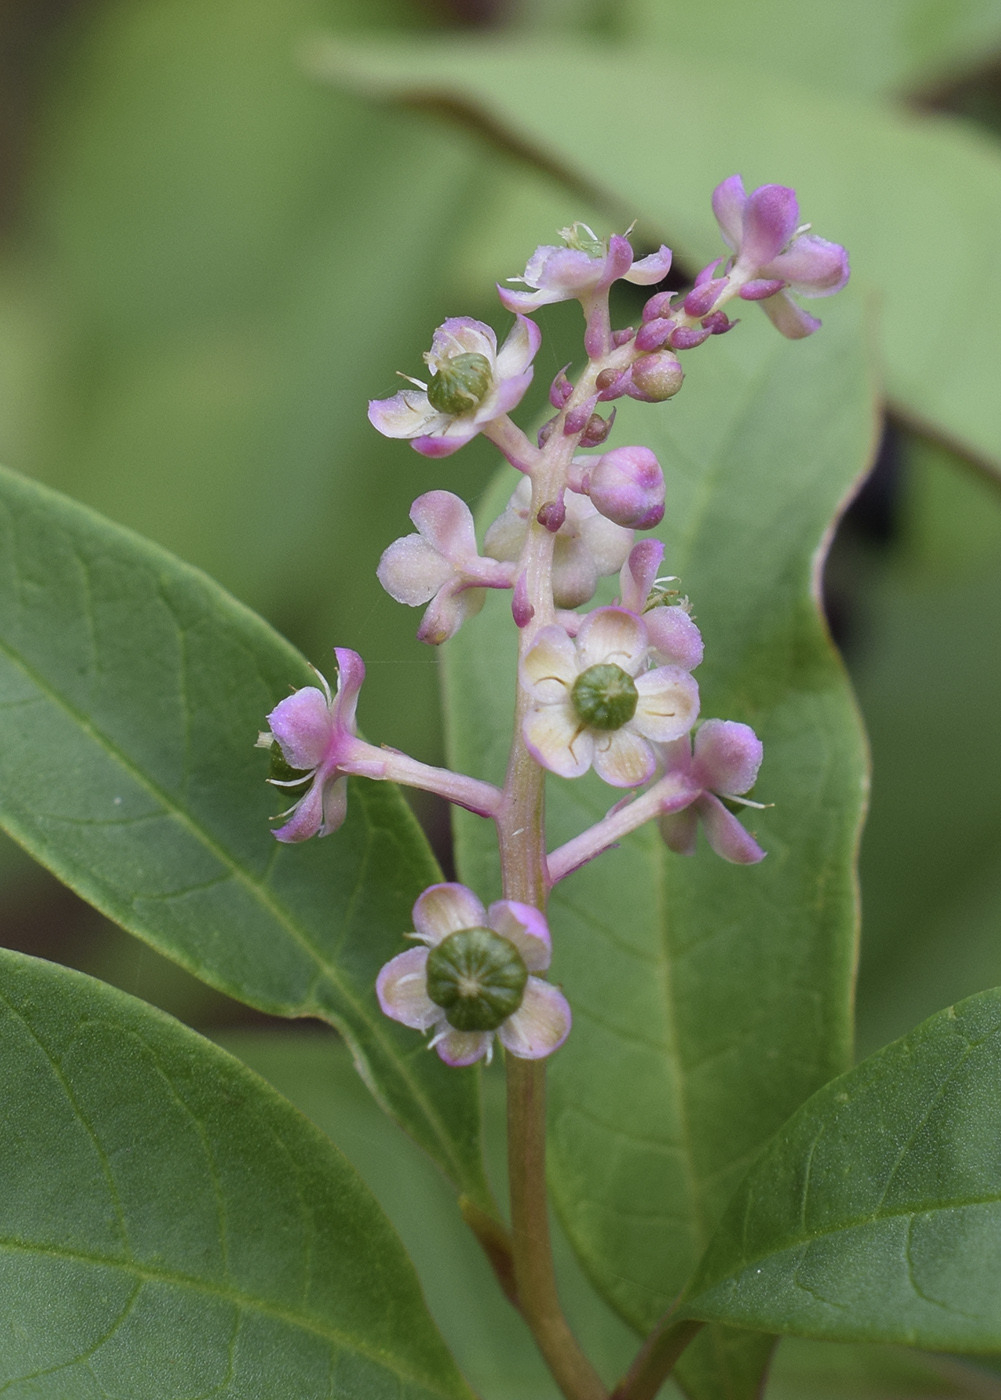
[[331, 649, 365, 733], [697, 793, 766, 864], [523, 704, 593, 779], [413, 883, 486, 944], [620, 539, 665, 613], [488, 900, 551, 972], [711, 175, 747, 250], [577, 606, 648, 673], [692, 719, 763, 795], [496, 284, 564, 314], [644, 608, 704, 671], [434, 1028, 494, 1066], [634, 667, 700, 742], [267, 687, 332, 771], [376, 947, 437, 1030], [416, 581, 486, 645], [739, 185, 800, 270], [592, 727, 656, 788], [758, 290, 821, 339], [272, 776, 326, 843], [487, 368, 535, 419], [377, 534, 453, 607], [318, 773, 350, 837], [411, 425, 480, 458], [367, 389, 446, 440], [498, 979, 571, 1058], [659, 806, 698, 856], [625, 245, 673, 285], [428, 317, 497, 367], [765, 234, 849, 296], [409, 490, 479, 561], [495, 314, 543, 377]]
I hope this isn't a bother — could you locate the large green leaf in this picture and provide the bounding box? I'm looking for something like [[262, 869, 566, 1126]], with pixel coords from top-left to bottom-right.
[[443, 301, 874, 1396], [313, 35, 1001, 475], [0, 950, 471, 1399], [683, 987, 1001, 1350], [0, 463, 490, 1205]]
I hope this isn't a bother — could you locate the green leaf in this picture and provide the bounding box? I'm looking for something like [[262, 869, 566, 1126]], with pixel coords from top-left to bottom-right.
[[0, 463, 490, 1206], [618, 0, 1001, 97], [683, 987, 1001, 1350], [0, 949, 471, 1399], [768, 1336, 1001, 1399], [313, 34, 1001, 475], [443, 302, 874, 1396]]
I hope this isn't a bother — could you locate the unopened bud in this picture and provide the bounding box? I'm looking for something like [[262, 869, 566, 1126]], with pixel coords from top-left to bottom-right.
[[668, 326, 711, 351], [549, 367, 574, 409], [635, 319, 674, 353], [587, 445, 665, 529], [579, 411, 615, 448], [642, 290, 675, 323], [426, 352, 493, 415], [702, 311, 736, 335], [630, 352, 684, 402]]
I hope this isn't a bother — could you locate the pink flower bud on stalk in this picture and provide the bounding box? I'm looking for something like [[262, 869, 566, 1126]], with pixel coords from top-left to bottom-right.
[[570, 446, 666, 529]]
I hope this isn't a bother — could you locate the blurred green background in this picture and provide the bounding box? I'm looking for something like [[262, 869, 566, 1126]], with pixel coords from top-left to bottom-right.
[[3, 1, 1001, 1394]]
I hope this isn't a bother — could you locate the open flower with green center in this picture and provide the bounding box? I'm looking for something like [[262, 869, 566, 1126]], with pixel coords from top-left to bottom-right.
[[376, 883, 571, 1066], [367, 315, 541, 458], [521, 607, 700, 787]]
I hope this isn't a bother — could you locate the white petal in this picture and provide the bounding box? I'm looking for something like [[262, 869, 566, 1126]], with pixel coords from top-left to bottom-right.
[[409, 490, 478, 561], [413, 883, 487, 943], [433, 1028, 493, 1066], [551, 536, 600, 608], [523, 703, 593, 779], [592, 728, 656, 788], [367, 389, 449, 440], [377, 535, 452, 607], [495, 314, 543, 378], [577, 607, 648, 672], [498, 980, 571, 1058], [633, 668, 700, 742], [578, 510, 635, 577], [427, 317, 497, 370], [376, 948, 437, 1030], [521, 627, 578, 699]]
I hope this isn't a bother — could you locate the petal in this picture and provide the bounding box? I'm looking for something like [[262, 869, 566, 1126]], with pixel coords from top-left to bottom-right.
[[578, 509, 634, 578], [377, 534, 453, 607], [368, 389, 446, 440], [692, 719, 763, 795], [521, 626, 579, 699], [766, 235, 849, 296], [523, 703, 593, 779], [411, 424, 480, 457], [433, 1028, 493, 1066], [758, 290, 821, 339], [592, 727, 656, 788], [417, 582, 486, 645], [697, 793, 766, 864], [409, 490, 478, 561], [577, 606, 648, 672], [268, 687, 332, 771], [625, 245, 673, 285], [487, 900, 551, 972], [483, 479, 531, 563], [659, 806, 698, 856], [551, 536, 600, 608], [272, 776, 326, 843], [739, 184, 800, 270], [498, 979, 571, 1059], [483, 369, 535, 422], [413, 882, 487, 944], [633, 667, 701, 742], [495, 313, 543, 377], [644, 607, 704, 671], [711, 174, 747, 249], [428, 317, 497, 369], [331, 648, 365, 733], [619, 539, 665, 613], [318, 773, 350, 837], [376, 947, 437, 1030], [496, 284, 566, 314], [532, 246, 604, 293]]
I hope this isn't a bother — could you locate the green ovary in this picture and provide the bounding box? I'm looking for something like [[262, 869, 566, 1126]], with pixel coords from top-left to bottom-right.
[[426, 927, 528, 1032], [571, 663, 638, 731], [426, 353, 493, 415]]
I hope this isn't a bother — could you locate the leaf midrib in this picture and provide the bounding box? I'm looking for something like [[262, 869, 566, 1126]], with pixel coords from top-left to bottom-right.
[[0, 1234, 454, 1395], [0, 589, 472, 1191]]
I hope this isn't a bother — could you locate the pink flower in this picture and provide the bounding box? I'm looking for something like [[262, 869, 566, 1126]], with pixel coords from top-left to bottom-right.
[[618, 540, 704, 671], [259, 650, 367, 842], [658, 719, 766, 864], [520, 608, 699, 788], [498, 224, 672, 314], [711, 176, 849, 338], [484, 477, 633, 609], [376, 883, 571, 1067], [368, 315, 540, 458], [377, 491, 516, 644]]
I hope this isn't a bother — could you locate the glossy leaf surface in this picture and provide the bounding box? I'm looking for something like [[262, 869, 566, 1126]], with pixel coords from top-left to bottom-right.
[[315, 35, 1001, 474], [0, 464, 489, 1204], [0, 951, 471, 1399], [684, 988, 1001, 1350], [445, 302, 875, 1396]]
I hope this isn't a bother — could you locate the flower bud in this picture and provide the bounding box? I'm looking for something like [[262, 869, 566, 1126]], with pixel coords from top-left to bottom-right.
[[586, 446, 666, 529], [635, 319, 674, 353], [629, 352, 684, 402], [578, 411, 614, 447], [642, 290, 675, 322], [668, 326, 711, 350], [425, 927, 528, 1032], [683, 277, 729, 318], [426, 352, 493, 416]]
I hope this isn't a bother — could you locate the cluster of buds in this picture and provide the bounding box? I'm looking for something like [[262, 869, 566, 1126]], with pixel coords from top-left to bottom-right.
[[259, 176, 849, 1067]]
